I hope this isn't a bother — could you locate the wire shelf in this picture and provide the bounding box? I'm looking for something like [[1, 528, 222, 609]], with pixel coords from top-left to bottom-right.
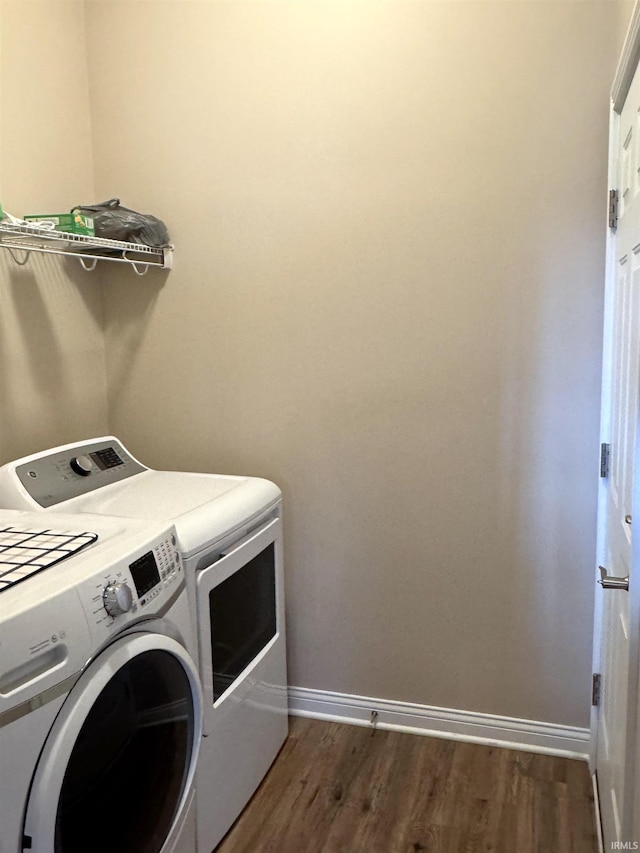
[[0, 222, 173, 275]]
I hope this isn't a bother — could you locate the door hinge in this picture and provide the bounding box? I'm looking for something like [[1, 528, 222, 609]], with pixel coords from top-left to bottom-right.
[[600, 443, 611, 478], [592, 673, 602, 706], [609, 189, 619, 230]]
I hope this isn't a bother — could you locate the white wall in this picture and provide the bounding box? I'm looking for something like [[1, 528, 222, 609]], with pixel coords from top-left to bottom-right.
[[0, 0, 631, 731], [82, 0, 624, 729], [0, 0, 108, 464]]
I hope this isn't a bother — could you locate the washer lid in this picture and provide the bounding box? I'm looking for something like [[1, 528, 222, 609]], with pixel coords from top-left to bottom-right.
[[53, 471, 281, 558]]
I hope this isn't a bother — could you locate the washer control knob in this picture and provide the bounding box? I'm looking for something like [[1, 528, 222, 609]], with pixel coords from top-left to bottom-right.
[[103, 581, 134, 617], [70, 455, 94, 476]]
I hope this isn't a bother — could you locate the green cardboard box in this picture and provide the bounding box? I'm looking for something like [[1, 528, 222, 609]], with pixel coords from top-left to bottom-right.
[[24, 212, 95, 237]]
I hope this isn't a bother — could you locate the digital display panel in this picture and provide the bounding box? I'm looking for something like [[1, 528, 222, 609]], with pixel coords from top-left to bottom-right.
[[90, 447, 124, 470], [129, 551, 160, 598]]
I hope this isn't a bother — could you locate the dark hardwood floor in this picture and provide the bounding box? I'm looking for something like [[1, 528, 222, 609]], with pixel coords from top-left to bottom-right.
[[215, 716, 598, 853]]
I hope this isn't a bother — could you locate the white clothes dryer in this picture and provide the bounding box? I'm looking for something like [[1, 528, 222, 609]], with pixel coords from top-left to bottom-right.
[[0, 509, 202, 853], [0, 438, 288, 853]]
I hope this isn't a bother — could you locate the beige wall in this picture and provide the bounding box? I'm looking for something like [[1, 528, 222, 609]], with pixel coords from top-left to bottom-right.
[[0, 1, 108, 464], [81, 1, 621, 728]]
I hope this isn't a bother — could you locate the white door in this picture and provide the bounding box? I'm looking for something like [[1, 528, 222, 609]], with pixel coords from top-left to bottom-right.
[[594, 41, 640, 847]]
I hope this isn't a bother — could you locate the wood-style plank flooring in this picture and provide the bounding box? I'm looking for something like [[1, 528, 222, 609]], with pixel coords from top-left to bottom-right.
[[215, 717, 598, 853]]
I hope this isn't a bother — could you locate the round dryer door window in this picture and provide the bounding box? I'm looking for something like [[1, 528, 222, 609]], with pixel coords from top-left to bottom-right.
[[22, 633, 202, 853]]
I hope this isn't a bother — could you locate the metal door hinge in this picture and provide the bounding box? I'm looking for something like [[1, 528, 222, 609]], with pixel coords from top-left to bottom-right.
[[598, 565, 629, 591], [600, 443, 611, 478], [609, 190, 619, 230], [592, 673, 602, 706]]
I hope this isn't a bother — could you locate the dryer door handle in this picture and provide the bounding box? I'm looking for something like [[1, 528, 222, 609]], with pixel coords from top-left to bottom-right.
[[219, 515, 279, 559]]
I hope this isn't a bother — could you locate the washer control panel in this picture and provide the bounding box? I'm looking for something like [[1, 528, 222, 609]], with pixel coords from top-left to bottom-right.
[[15, 439, 145, 507], [78, 530, 183, 636]]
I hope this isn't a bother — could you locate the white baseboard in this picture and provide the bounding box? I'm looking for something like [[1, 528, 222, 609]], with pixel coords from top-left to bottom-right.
[[288, 686, 590, 761]]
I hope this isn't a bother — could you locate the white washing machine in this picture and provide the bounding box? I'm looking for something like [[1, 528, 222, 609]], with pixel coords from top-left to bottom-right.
[[0, 508, 202, 853], [0, 438, 288, 853]]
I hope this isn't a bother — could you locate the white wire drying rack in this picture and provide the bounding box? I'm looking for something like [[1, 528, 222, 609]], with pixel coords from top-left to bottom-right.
[[0, 221, 173, 276]]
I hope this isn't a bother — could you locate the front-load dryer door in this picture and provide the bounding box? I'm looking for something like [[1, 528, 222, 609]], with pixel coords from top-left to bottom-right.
[[22, 633, 202, 853], [195, 515, 286, 735]]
